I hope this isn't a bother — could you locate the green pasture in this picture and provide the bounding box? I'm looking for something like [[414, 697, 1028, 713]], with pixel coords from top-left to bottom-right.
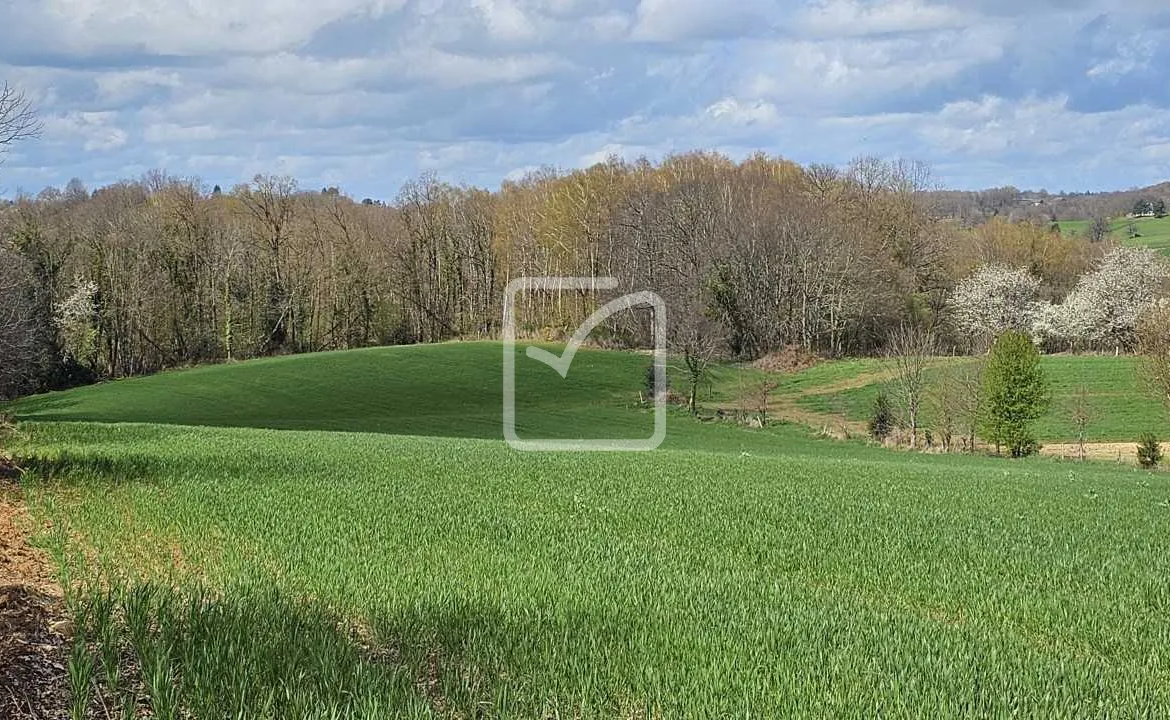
[[5, 343, 1170, 718]]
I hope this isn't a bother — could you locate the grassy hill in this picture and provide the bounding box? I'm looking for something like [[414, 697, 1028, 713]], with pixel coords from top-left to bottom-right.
[[1059, 215, 1170, 254], [792, 355, 1167, 443], [9, 342, 873, 458], [10, 341, 649, 441], [7, 344, 1170, 717]]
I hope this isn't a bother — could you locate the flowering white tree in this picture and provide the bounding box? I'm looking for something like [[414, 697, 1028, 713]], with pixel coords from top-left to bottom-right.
[[1030, 300, 1068, 348], [55, 277, 100, 366], [1057, 247, 1168, 350], [949, 264, 1042, 349]]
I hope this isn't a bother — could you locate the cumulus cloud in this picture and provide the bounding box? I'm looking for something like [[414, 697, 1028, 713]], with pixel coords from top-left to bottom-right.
[[42, 111, 129, 152], [797, 0, 970, 37], [0, 0, 1168, 197], [2, 0, 408, 56]]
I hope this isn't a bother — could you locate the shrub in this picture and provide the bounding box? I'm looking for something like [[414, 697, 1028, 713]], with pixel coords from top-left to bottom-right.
[[868, 392, 895, 442], [979, 331, 1050, 458], [1137, 433, 1163, 469]]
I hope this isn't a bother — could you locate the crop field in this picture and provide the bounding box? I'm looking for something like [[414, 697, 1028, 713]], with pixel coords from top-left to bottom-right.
[[7, 344, 1170, 717], [1059, 216, 1170, 255]]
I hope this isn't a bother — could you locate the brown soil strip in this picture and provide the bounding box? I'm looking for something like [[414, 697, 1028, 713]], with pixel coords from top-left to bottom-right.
[[1039, 442, 1145, 464], [1, 468, 72, 720]]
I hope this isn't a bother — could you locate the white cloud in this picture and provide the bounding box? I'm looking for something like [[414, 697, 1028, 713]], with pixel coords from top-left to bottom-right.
[[42, 111, 129, 152], [94, 69, 183, 106], [401, 47, 569, 87], [2, 0, 1170, 197], [630, 0, 774, 41], [797, 0, 970, 38], [735, 27, 1007, 109], [472, 0, 539, 42], [21, 0, 409, 55], [1087, 36, 1155, 79], [920, 95, 1097, 157], [705, 98, 780, 126], [579, 142, 627, 166], [504, 164, 542, 181], [143, 123, 235, 144], [588, 11, 633, 41]]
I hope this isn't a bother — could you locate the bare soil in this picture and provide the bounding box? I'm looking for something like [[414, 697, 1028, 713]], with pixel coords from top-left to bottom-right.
[[1039, 442, 1146, 465], [1, 472, 72, 719], [750, 345, 822, 374]]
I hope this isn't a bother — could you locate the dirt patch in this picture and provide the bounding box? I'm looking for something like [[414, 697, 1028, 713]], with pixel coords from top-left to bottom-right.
[[1039, 442, 1148, 465], [1, 487, 60, 596], [1, 479, 72, 719], [751, 345, 822, 374], [0, 585, 71, 718]]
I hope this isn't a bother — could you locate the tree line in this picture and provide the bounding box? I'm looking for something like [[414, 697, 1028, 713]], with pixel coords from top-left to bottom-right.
[[2, 150, 1136, 399]]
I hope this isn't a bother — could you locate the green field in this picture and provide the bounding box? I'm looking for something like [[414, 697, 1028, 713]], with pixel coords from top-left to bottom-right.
[[7, 344, 1170, 717], [1060, 215, 1170, 255], [794, 355, 1168, 443]]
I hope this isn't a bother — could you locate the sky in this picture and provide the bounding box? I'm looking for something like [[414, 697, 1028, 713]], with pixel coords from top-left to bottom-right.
[[0, 0, 1168, 200]]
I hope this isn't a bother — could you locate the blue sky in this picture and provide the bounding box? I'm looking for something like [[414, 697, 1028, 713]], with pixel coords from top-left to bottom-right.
[[0, 0, 1168, 200]]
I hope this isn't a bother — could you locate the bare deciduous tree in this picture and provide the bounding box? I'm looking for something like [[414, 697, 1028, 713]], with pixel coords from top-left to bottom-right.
[[888, 323, 937, 449], [1065, 384, 1096, 462], [1088, 216, 1112, 243], [930, 360, 987, 454], [927, 376, 956, 453], [0, 83, 43, 398], [0, 82, 39, 154], [0, 247, 47, 398], [1137, 302, 1170, 425], [752, 378, 778, 427], [929, 361, 987, 454]]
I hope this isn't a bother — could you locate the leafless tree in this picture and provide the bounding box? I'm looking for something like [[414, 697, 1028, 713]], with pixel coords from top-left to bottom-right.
[[654, 156, 729, 415], [672, 304, 723, 415], [1088, 216, 1112, 243], [927, 374, 957, 453], [238, 175, 299, 351], [956, 361, 986, 453], [1065, 384, 1096, 461], [0, 84, 44, 397], [1137, 303, 1170, 424], [753, 378, 778, 426], [888, 323, 937, 449], [929, 361, 989, 454], [0, 246, 47, 398], [0, 82, 39, 156]]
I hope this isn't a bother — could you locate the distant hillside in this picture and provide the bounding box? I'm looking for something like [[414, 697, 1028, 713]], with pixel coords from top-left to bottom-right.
[[1058, 215, 1170, 256], [925, 181, 1170, 226]]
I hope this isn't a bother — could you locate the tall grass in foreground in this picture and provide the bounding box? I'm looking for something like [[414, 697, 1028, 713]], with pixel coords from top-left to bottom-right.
[[18, 421, 1170, 718], [60, 579, 430, 719]]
